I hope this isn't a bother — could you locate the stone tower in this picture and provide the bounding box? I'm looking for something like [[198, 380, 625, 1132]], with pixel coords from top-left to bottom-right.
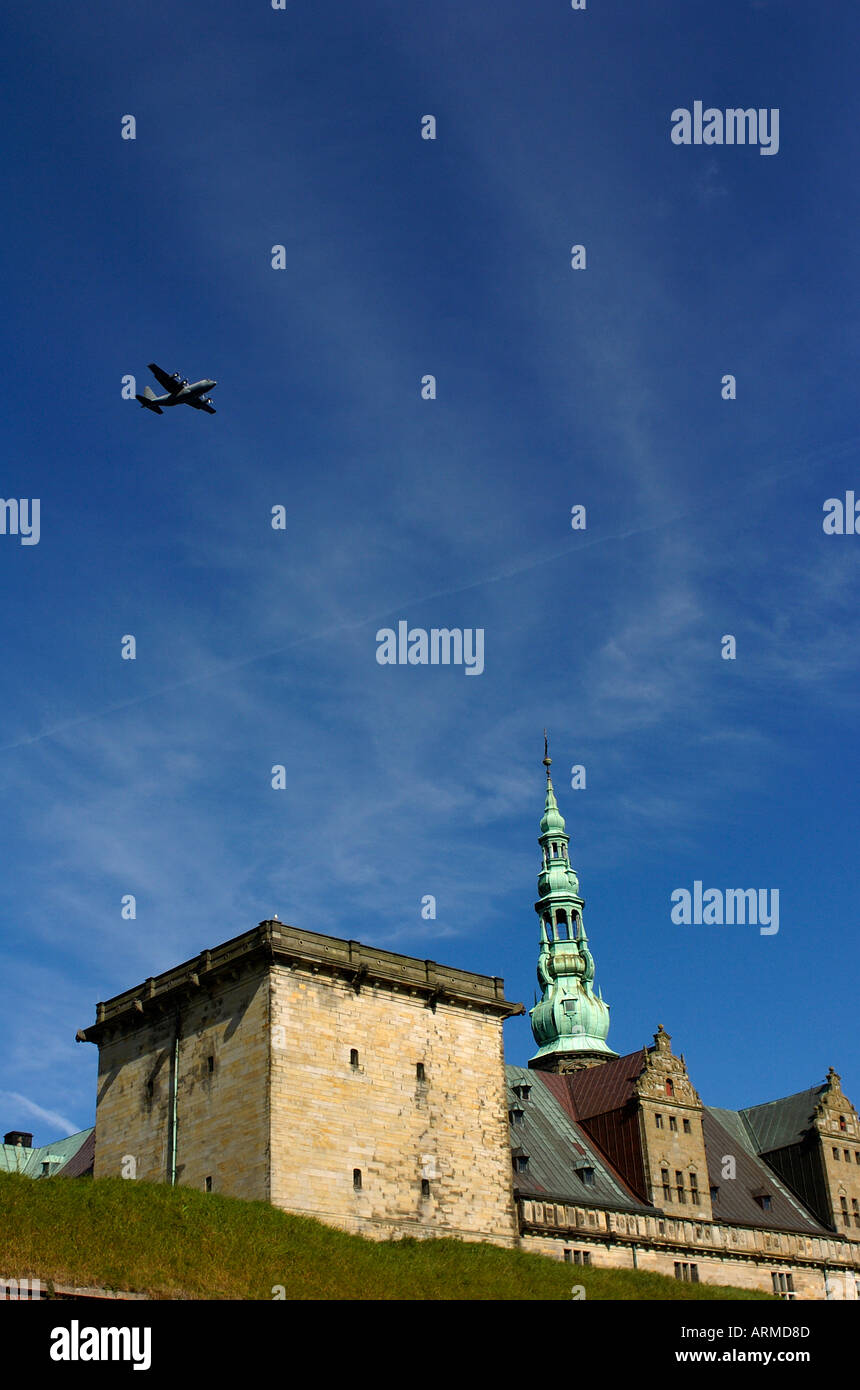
[[529, 737, 618, 1073], [78, 921, 523, 1245]]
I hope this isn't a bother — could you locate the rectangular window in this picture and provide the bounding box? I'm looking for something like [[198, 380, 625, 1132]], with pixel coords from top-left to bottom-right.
[[845, 1150, 851, 1162], [563, 1249, 572, 1263], [421, 1178, 430, 1197], [416, 1062, 426, 1082], [690, 1176, 699, 1202], [207, 1055, 215, 1074], [350, 1049, 359, 1069], [661, 1168, 671, 1202], [655, 1114, 663, 1129], [833, 1147, 840, 1159], [205, 1176, 212, 1192], [683, 1118, 691, 1134], [675, 1171, 685, 1201], [353, 1168, 362, 1190], [669, 1116, 677, 1132], [690, 1265, 699, 1283]]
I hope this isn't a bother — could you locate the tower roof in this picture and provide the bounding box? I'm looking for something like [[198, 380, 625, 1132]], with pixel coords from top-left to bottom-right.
[[539, 732, 567, 837], [529, 736, 616, 1069]]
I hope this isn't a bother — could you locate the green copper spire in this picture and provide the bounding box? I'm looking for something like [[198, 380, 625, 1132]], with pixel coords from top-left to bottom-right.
[[528, 734, 618, 1072]]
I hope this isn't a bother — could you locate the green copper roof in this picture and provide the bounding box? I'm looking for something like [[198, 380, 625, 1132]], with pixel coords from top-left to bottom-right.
[[539, 779, 567, 837], [0, 1128, 93, 1178], [529, 739, 616, 1065]]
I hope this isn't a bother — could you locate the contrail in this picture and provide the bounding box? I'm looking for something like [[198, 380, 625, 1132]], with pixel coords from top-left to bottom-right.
[[2, 432, 856, 754], [0, 1091, 80, 1139]]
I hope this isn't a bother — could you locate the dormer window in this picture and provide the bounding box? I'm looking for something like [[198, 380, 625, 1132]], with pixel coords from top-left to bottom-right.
[[509, 1107, 525, 1126], [755, 1192, 773, 1212], [577, 1166, 596, 1187], [514, 1084, 532, 1102]]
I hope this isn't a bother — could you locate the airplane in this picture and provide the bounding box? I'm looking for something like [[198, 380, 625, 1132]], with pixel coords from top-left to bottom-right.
[[136, 363, 218, 415]]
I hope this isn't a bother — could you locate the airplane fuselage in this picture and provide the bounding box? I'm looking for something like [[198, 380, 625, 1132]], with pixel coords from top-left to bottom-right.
[[157, 379, 217, 405], [137, 363, 218, 414]]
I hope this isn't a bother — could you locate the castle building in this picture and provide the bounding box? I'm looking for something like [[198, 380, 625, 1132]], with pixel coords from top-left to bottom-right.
[[0, 1128, 93, 1180], [74, 750, 860, 1299]]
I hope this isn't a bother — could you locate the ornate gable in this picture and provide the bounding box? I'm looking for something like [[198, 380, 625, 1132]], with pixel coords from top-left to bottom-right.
[[634, 1025, 703, 1109]]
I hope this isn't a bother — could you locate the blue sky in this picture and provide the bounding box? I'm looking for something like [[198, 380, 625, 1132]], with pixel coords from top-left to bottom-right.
[[1, 0, 858, 1142]]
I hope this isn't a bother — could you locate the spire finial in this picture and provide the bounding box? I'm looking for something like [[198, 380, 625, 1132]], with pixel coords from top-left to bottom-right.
[[543, 729, 551, 777]]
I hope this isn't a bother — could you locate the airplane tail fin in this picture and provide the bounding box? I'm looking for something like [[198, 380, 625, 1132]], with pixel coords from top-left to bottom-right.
[[136, 388, 163, 415]]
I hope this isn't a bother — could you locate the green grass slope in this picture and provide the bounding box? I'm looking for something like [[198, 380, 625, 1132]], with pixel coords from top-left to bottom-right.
[[0, 1172, 773, 1301]]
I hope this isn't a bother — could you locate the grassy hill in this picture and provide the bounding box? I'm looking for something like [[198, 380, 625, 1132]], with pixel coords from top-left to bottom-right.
[[0, 1172, 773, 1300]]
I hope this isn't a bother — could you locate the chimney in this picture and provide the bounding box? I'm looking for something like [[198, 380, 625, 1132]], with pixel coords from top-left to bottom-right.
[[4, 1131, 34, 1148]]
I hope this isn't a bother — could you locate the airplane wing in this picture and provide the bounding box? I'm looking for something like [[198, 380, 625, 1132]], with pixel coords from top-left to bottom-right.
[[147, 362, 183, 394], [189, 398, 216, 414]]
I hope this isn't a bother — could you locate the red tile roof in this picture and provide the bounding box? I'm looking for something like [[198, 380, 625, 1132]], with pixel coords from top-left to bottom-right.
[[57, 1129, 95, 1178], [535, 1050, 647, 1121]]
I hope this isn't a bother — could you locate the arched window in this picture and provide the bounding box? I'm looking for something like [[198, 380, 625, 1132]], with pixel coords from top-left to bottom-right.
[[666, 1078, 675, 1098], [551, 843, 558, 858], [556, 912, 568, 940]]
